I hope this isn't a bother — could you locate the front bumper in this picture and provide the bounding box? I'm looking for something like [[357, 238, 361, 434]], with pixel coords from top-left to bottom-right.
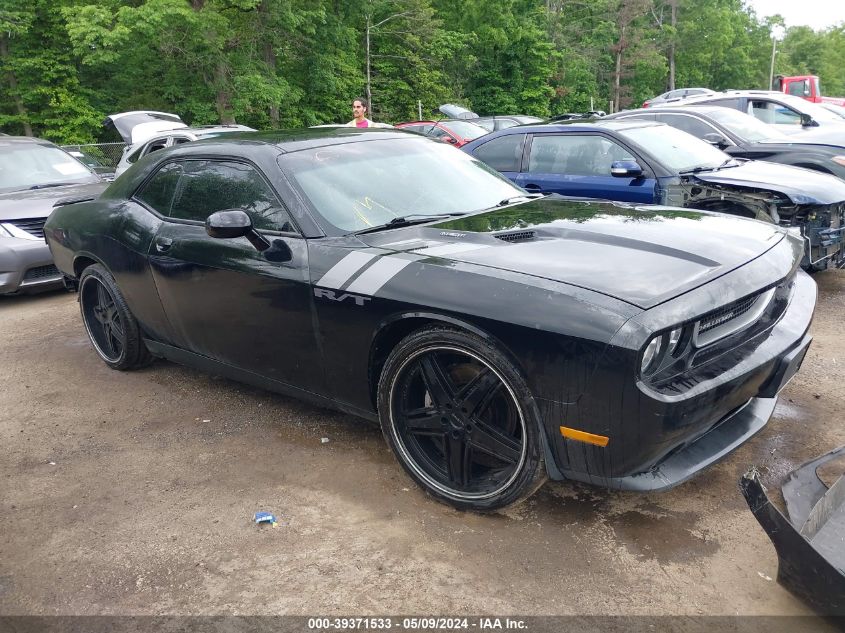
[[0, 238, 62, 294], [546, 268, 816, 490]]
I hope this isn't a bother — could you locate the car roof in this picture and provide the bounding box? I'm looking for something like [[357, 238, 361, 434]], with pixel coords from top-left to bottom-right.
[[0, 136, 60, 147], [187, 127, 419, 153], [506, 119, 662, 133], [183, 125, 254, 135], [613, 105, 733, 117], [677, 90, 798, 104]]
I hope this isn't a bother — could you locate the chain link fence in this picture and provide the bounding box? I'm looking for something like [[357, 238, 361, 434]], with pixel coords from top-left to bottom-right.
[[62, 142, 127, 175]]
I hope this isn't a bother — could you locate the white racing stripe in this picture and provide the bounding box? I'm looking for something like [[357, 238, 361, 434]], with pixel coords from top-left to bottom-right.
[[345, 256, 417, 295], [316, 251, 377, 289]]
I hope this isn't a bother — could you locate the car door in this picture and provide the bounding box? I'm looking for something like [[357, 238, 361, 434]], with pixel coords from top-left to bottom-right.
[[137, 158, 325, 393], [514, 133, 657, 203], [466, 133, 526, 182]]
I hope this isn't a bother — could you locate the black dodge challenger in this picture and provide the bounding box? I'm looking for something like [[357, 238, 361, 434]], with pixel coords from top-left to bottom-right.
[[44, 129, 816, 511]]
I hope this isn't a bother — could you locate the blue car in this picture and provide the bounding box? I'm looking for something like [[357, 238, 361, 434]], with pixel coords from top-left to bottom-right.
[[461, 120, 845, 269]]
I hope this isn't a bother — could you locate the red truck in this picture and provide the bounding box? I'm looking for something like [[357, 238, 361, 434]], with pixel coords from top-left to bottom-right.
[[773, 75, 845, 106]]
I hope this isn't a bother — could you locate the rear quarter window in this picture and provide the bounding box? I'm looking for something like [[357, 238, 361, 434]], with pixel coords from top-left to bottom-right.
[[135, 162, 184, 215]]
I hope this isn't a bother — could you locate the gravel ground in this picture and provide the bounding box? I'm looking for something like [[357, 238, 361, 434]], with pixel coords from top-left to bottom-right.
[[1, 270, 843, 624]]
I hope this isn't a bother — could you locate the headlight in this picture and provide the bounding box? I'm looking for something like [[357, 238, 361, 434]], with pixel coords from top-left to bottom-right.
[[641, 326, 684, 375], [641, 336, 663, 374], [832, 156, 845, 167]]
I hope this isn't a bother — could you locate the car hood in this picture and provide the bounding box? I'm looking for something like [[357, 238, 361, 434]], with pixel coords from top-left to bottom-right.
[[781, 126, 845, 147], [0, 182, 107, 220], [690, 160, 845, 205], [363, 198, 788, 309], [104, 110, 187, 144]]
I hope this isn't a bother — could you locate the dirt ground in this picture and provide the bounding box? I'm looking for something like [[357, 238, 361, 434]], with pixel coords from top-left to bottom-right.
[[1, 270, 843, 622]]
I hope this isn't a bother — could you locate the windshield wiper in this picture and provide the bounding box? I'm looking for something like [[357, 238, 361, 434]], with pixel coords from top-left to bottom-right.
[[498, 193, 544, 206], [715, 158, 740, 169], [679, 159, 739, 176], [29, 182, 77, 190], [354, 213, 465, 235]]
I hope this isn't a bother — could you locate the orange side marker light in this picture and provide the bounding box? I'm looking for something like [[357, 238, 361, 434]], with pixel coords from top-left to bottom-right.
[[560, 426, 610, 447]]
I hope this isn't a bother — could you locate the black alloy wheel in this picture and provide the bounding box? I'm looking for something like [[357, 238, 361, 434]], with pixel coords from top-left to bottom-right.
[[78, 264, 152, 370], [378, 327, 545, 511]]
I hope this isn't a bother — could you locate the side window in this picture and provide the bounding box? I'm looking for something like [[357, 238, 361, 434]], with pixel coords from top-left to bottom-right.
[[169, 160, 294, 232], [428, 127, 449, 140], [774, 105, 803, 125], [135, 162, 184, 215], [655, 114, 718, 139], [126, 145, 145, 165], [527, 135, 635, 176], [144, 139, 168, 156], [171, 136, 191, 145], [787, 80, 809, 97], [749, 100, 802, 125], [472, 134, 525, 172]]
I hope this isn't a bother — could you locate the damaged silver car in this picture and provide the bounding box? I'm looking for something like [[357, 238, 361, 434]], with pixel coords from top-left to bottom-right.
[[0, 137, 106, 294]]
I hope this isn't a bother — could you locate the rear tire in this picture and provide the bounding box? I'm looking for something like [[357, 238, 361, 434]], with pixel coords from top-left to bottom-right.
[[377, 326, 546, 511], [78, 264, 152, 370]]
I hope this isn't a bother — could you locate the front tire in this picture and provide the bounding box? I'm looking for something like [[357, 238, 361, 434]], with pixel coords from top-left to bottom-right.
[[78, 264, 152, 370], [377, 326, 545, 511]]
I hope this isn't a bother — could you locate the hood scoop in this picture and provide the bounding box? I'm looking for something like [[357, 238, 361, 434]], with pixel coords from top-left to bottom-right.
[[494, 230, 536, 243]]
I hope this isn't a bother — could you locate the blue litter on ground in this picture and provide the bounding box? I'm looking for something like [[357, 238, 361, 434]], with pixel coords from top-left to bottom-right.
[[253, 511, 277, 526]]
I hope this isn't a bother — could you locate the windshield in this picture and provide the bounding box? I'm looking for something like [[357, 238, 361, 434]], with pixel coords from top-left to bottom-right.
[[775, 94, 844, 123], [705, 108, 791, 142], [0, 142, 98, 192], [821, 103, 845, 119], [444, 121, 488, 140], [278, 137, 523, 234], [617, 124, 729, 172]]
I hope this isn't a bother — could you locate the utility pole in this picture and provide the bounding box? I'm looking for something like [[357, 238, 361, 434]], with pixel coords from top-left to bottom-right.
[[768, 35, 777, 91], [366, 14, 372, 112], [365, 10, 411, 118], [768, 24, 785, 90]]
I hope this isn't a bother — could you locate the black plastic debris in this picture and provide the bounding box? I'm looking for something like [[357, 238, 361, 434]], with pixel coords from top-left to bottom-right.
[[740, 446, 845, 617]]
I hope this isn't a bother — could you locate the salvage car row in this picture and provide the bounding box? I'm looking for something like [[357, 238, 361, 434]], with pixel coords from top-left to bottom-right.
[[0, 107, 836, 511], [41, 128, 815, 514]]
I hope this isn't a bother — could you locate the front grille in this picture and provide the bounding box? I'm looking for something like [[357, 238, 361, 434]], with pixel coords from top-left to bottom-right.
[[494, 230, 535, 243], [23, 264, 60, 281], [698, 293, 760, 335], [8, 217, 48, 239], [651, 274, 794, 395]]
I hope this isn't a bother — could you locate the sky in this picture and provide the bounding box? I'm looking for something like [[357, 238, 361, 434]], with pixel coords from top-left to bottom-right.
[[745, 0, 845, 31]]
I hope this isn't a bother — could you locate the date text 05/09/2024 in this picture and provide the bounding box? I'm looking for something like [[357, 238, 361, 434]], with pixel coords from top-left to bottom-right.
[[307, 617, 528, 630]]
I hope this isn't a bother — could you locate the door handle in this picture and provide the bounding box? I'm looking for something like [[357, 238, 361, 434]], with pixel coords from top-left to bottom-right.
[[154, 236, 173, 253], [523, 183, 541, 191]]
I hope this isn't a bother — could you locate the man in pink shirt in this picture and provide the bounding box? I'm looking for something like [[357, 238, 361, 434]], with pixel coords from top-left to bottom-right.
[[347, 98, 373, 127]]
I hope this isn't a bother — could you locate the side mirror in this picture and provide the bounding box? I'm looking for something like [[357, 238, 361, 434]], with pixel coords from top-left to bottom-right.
[[800, 113, 818, 127], [205, 209, 270, 251], [703, 132, 730, 149], [610, 160, 644, 178]]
